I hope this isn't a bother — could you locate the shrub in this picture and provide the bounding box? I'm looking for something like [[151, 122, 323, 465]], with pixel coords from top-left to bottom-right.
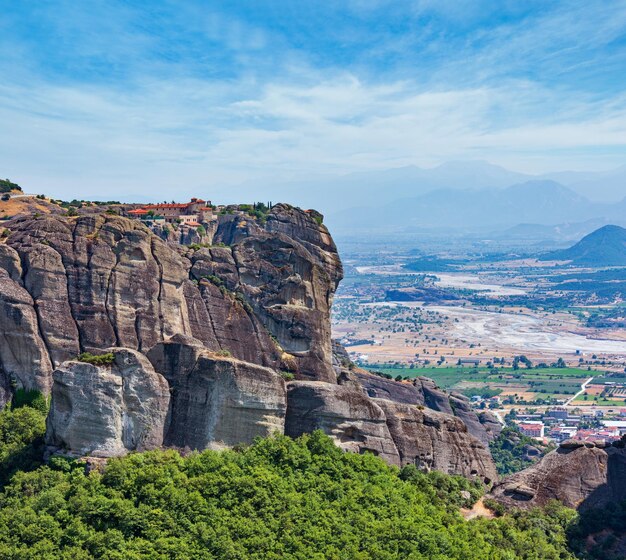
[[0, 179, 21, 193], [76, 352, 115, 366], [204, 274, 224, 287], [11, 389, 48, 414], [280, 371, 295, 381]]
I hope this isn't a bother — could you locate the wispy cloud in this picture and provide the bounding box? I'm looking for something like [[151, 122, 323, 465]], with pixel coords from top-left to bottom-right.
[[0, 1, 625, 200]]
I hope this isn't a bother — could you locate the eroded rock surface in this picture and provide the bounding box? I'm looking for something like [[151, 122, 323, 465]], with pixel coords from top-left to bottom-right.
[[285, 379, 496, 482], [0, 206, 342, 394], [376, 399, 497, 484], [489, 440, 626, 510], [356, 371, 501, 446], [285, 381, 401, 465], [45, 348, 170, 457], [148, 336, 286, 450]]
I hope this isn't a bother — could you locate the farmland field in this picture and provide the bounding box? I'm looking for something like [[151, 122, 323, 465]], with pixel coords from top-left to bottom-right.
[[365, 365, 593, 402]]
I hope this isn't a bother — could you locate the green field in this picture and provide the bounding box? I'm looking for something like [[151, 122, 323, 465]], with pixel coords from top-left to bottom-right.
[[572, 394, 626, 406], [365, 365, 593, 401]]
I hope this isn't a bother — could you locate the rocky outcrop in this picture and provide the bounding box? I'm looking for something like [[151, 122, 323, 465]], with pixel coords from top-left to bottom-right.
[[285, 381, 401, 465], [148, 336, 286, 450], [285, 380, 496, 483], [356, 371, 500, 446], [0, 268, 53, 398], [0, 205, 342, 403], [489, 440, 626, 511], [376, 399, 497, 484], [356, 372, 424, 405], [45, 348, 170, 457], [3, 206, 499, 482]]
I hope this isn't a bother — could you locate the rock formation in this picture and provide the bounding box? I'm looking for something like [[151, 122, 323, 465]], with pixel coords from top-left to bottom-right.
[[489, 439, 626, 511], [0, 205, 498, 483], [286, 376, 497, 483], [285, 381, 401, 465], [356, 370, 502, 446], [0, 205, 342, 396], [147, 335, 286, 450], [45, 348, 170, 457]]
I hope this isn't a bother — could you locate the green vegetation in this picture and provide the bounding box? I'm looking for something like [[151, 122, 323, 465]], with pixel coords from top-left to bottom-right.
[[569, 499, 626, 559], [204, 274, 225, 288], [0, 428, 577, 559], [489, 426, 553, 476], [76, 352, 115, 366], [239, 202, 272, 224], [0, 178, 22, 193], [460, 387, 502, 400], [404, 256, 461, 272], [0, 392, 47, 488]]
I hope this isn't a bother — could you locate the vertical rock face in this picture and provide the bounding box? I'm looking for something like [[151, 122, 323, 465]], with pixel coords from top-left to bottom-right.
[[356, 371, 501, 446], [147, 336, 286, 450], [375, 400, 497, 484], [285, 380, 496, 483], [0, 269, 53, 401], [45, 349, 170, 457], [0, 205, 342, 395]]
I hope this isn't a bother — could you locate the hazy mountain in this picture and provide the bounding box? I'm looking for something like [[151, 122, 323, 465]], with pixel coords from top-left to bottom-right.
[[561, 165, 626, 202], [219, 160, 625, 218], [223, 160, 533, 212], [541, 225, 626, 265], [493, 218, 616, 243], [326, 180, 621, 233]]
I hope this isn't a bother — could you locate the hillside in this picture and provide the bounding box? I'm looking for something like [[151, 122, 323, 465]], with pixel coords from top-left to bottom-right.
[[542, 225, 626, 265], [0, 398, 576, 559]]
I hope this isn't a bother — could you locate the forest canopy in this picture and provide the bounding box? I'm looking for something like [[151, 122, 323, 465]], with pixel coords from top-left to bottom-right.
[[0, 399, 578, 559]]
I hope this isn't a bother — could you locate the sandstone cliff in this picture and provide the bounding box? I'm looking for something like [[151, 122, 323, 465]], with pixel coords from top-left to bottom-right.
[[0, 205, 497, 482], [0, 205, 342, 393], [46, 348, 170, 457]]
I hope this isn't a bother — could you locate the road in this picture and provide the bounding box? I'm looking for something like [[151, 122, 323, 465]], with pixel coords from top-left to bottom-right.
[[565, 376, 594, 406]]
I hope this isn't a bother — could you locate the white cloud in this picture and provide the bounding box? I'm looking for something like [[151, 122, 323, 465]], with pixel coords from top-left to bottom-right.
[[2, 70, 626, 201]]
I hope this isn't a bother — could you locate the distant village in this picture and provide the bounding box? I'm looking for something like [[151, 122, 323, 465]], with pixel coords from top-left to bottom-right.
[[509, 406, 626, 445]]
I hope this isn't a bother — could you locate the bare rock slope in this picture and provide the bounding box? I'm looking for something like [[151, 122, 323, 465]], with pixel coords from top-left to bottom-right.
[[0, 205, 496, 482], [489, 439, 626, 511]]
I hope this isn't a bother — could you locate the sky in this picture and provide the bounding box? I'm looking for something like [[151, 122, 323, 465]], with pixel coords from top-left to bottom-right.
[[1, 0, 626, 201]]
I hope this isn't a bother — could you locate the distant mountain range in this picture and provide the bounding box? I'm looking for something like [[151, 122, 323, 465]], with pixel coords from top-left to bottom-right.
[[491, 219, 614, 243], [326, 180, 626, 233], [219, 160, 626, 216], [541, 225, 626, 266]]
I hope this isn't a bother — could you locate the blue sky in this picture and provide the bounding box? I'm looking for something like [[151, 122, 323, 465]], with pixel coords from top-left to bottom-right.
[[1, 1, 626, 200]]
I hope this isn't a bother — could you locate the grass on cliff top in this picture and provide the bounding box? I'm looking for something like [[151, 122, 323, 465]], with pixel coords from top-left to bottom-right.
[[76, 352, 115, 366]]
